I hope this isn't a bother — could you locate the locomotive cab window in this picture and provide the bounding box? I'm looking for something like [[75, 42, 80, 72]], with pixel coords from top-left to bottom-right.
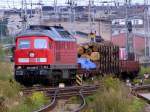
[[18, 40, 30, 49], [34, 39, 47, 49]]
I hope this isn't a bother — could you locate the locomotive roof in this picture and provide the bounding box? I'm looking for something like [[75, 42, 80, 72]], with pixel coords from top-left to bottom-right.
[[17, 25, 76, 42]]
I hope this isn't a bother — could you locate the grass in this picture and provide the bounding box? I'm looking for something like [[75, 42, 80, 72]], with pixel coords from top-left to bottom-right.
[[133, 66, 150, 85], [0, 58, 147, 112], [68, 96, 81, 104], [0, 62, 21, 112], [0, 45, 5, 61], [0, 62, 13, 81], [0, 62, 20, 98], [139, 66, 150, 77], [0, 62, 48, 112], [84, 76, 146, 112], [9, 92, 49, 112]]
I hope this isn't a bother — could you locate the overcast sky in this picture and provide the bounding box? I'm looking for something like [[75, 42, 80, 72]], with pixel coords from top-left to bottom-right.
[[0, 0, 146, 9]]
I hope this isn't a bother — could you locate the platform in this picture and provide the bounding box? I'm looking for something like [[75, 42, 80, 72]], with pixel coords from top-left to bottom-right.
[[138, 93, 150, 102]]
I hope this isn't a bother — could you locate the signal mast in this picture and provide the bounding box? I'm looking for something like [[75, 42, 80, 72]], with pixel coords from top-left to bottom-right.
[[67, 0, 77, 33], [125, 0, 134, 60], [21, 0, 28, 29]]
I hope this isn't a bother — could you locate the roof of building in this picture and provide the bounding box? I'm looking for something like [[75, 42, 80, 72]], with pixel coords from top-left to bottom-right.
[[16, 25, 76, 42], [42, 6, 54, 11]]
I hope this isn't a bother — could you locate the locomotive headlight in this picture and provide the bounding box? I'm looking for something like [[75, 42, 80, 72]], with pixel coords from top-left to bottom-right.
[[18, 58, 29, 63], [17, 66, 22, 69], [29, 52, 35, 58]]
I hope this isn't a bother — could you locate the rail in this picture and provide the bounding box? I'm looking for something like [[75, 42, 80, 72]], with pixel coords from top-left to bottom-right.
[[131, 84, 150, 104], [132, 84, 150, 91], [33, 89, 59, 112], [22, 85, 99, 112], [72, 89, 86, 112]]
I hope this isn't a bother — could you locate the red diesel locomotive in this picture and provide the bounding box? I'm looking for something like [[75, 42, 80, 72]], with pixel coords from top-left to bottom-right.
[[14, 25, 77, 85]]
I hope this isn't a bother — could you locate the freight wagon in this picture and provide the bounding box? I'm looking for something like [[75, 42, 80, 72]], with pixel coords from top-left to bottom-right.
[[77, 42, 140, 80]]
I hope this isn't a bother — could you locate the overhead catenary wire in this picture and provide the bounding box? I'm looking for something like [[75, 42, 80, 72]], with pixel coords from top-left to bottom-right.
[[0, 0, 145, 9]]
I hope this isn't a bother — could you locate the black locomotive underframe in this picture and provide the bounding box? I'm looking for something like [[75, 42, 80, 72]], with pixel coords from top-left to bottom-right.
[[14, 65, 77, 85]]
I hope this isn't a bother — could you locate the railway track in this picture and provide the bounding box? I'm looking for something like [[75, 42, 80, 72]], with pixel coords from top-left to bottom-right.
[[131, 84, 150, 103], [22, 85, 99, 112], [22, 85, 99, 95]]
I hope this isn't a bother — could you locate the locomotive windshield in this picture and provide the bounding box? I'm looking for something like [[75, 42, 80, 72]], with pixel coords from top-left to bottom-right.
[[18, 40, 30, 49], [34, 39, 47, 49]]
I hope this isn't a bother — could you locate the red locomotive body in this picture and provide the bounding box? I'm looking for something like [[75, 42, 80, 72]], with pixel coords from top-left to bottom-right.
[[14, 25, 77, 85], [15, 37, 76, 65]]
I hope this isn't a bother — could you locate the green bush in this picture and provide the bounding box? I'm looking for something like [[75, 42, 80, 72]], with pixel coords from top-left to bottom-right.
[[0, 81, 20, 105], [0, 96, 8, 112], [0, 46, 5, 61], [129, 98, 145, 112], [10, 103, 32, 112], [103, 76, 121, 91], [30, 91, 48, 109], [86, 95, 96, 103], [84, 76, 145, 112], [0, 62, 23, 112], [8, 92, 48, 112], [0, 62, 12, 81], [143, 79, 150, 84], [0, 62, 20, 104], [139, 66, 150, 76]]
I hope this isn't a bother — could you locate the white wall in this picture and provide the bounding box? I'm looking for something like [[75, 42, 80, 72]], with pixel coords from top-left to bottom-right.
[[112, 18, 143, 25]]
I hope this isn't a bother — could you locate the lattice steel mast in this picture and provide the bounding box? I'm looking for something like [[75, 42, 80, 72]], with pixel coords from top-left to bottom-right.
[[144, 0, 150, 57], [125, 0, 134, 60]]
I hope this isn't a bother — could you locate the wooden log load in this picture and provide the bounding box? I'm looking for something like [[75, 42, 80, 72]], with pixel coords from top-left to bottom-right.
[[77, 42, 120, 74]]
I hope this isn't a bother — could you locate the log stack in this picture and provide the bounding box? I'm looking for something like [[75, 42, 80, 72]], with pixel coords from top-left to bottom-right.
[[77, 42, 100, 61], [77, 42, 120, 74]]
